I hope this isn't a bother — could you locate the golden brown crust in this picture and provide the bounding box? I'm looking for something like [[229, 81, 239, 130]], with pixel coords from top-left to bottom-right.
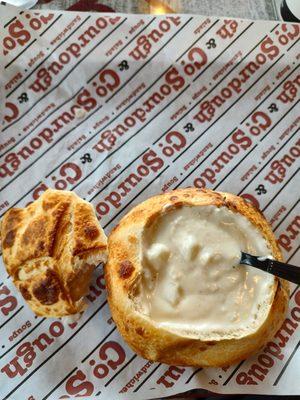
[[1, 189, 107, 317], [105, 188, 289, 367]]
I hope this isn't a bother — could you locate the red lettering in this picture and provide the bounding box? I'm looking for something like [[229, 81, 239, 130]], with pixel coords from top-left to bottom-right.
[[77, 89, 97, 112], [8, 20, 31, 46], [1, 357, 27, 378], [0, 286, 18, 316], [165, 67, 185, 91], [4, 102, 19, 123], [65, 370, 94, 396], [260, 37, 279, 61], [59, 162, 82, 184], [99, 341, 126, 370]]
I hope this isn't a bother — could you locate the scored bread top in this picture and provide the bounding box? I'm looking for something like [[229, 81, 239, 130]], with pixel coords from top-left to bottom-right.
[[1, 189, 107, 316], [105, 188, 289, 366]]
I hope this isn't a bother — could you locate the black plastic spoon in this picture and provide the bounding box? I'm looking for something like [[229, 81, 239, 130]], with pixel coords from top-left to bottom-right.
[[240, 252, 300, 284]]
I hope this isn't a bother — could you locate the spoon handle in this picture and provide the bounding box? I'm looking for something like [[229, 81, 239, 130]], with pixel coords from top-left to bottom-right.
[[240, 252, 300, 284]]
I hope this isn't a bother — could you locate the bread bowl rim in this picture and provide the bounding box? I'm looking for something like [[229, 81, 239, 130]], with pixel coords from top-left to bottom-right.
[[105, 188, 289, 366]]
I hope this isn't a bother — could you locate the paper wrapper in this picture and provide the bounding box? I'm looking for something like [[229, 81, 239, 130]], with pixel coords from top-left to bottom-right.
[[1, 5, 300, 399]]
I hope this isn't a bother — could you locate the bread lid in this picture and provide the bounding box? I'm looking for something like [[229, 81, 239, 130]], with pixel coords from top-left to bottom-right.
[[1, 189, 107, 316]]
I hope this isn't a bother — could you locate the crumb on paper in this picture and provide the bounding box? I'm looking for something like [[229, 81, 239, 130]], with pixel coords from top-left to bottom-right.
[[74, 108, 86, 119]]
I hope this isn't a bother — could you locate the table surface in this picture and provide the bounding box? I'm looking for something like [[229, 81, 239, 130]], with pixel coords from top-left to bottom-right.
[[7, 0, 282, 20]]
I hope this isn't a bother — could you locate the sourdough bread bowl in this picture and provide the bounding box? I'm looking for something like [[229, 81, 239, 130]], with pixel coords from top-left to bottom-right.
[[105, 188, 289, 367], [1, 189, 107, 317]]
